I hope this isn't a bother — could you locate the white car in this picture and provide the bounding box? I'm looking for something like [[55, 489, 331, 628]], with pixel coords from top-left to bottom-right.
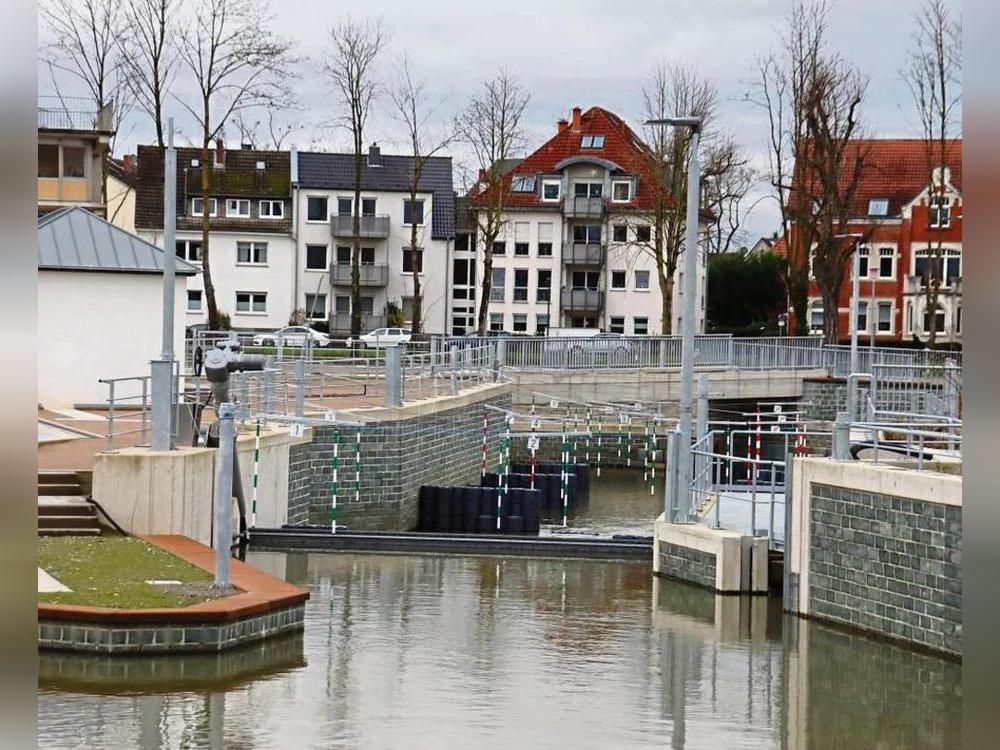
[[346, 327, 413, 348], [252, 326, 332, 348]]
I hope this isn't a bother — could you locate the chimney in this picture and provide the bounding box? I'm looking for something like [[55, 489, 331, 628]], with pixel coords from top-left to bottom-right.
[[367, 142, 382, 167], [214, 138, 225, 167], [571, 107, 582, 131], [557, 118, 569, 134], [241, 142, 253, 150], [290, 144, 298, 184], [122, 154, 137, 173]]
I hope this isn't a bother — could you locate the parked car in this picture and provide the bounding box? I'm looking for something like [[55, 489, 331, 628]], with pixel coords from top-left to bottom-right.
[[252, 326, 332, 348], [346, 327, 413, 348]]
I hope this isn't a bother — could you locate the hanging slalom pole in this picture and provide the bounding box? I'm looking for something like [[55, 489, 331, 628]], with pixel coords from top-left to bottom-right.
[[331, 429, 341, 534], [497, 416, 512, 532], [481, 407, 488, 478], [529, 414, 538, 490], [560, 421, 569, 528], [250, 418, 261, 527], [354, 430, 362, 504], [585, 408, 592, 465], [643, 419, 650, 485], [596, 419, 603, 478]]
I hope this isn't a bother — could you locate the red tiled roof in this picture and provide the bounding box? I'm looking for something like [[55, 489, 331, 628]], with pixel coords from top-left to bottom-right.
[[791, 138, 962, 217]]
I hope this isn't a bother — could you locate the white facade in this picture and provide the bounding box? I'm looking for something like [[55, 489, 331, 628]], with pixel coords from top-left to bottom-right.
[[38, 270, 188, 407]]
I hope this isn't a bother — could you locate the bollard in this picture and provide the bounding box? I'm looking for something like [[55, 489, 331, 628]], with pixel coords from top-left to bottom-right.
[[495, 337, 506, 381], [293, 359, 306, 417], [450, 344, 459, 395], [664, 429, 678, 521], [213, 402, 236, 588], [150, 359, 174, 450], [385, 345, 403, 407], [832, 411, 850, 461]]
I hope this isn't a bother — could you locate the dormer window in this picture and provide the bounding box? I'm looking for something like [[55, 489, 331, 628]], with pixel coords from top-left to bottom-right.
[[580, 135, 605, 148], [191, 197, 217, 217], [929, 195, 951, 228], [226, 198, 250, 218], [612, 180, 633, 202], [511, 175, 536, 193], [868, 198, 888, 216], [542, 179, 561, 201]]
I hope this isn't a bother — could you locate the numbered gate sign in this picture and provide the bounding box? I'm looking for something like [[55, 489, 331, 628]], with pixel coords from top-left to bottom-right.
[[773, 404, 782, 413], [619, 413, 631, 425], [527, 435, 541, 451], [549, 399, 559, 409], [290, 423, 305, 438], [771, 425, 781, 433], [531, 419, 541, 430], [324, 410, 337, 422]]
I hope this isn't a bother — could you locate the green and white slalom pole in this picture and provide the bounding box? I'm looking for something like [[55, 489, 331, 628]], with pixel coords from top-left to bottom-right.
[[251, 418, 261, 527], [643, 419, 649, 485], [596, 419, 603, 478], [331, 429, 341, 534], [561, 421, 569, 528], [354, 430, 362, 504], [497, 416, 512, 532], [585, 408, 592, 465]]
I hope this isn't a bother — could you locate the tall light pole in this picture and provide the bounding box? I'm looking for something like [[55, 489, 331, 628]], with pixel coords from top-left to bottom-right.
[[151, 118, 177, 451], [834, 232, 864, 376], [647, 115, 701, 521]]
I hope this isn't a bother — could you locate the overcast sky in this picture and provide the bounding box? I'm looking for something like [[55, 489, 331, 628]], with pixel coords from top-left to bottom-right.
[[40, 0, 961, 244]]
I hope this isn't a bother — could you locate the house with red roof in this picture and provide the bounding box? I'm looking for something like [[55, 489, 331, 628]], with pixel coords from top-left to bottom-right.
[[453, 106, 707, 336], [781, 138, 962, 344]]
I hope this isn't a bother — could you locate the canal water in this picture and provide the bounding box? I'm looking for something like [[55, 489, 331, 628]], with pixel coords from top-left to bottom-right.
[[38, 472, 962, 749]]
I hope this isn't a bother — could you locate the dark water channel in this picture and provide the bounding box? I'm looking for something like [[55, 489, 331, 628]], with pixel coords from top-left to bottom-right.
[[38, 472, 961, 749]]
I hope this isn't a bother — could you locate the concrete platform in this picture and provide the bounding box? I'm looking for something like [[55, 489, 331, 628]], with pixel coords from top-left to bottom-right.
[[653, 513, 768, 593]]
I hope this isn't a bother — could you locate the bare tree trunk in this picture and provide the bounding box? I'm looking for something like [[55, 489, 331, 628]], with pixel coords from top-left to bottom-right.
[[200, 133, 219, 328], [351, 144, 362, 336], [820, 287, 839, 344], [409, 191, 422, 334], [476, 240, 493, 336]]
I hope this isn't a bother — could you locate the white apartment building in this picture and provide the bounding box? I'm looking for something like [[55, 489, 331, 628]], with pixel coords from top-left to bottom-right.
[[458, 106, 706, 337]]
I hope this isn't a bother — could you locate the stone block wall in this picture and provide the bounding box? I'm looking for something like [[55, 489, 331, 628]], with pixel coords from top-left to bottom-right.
[[287, 441, 312, 526], [807, 481, 962, 655], [658, 542, 718, 589], [802, 378, 848, 421]]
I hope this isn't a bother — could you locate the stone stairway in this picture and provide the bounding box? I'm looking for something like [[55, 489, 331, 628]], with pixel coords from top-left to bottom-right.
[[38, 471, 101, 537]]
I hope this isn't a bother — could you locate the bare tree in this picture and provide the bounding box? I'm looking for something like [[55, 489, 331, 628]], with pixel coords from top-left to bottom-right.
[[390, 55, 456, 334], [40, 0, 123, 205], [117, 0, 180, 147], [177, 0, 295, 329], [455, 69, 530, 336], [703, 152, 763, 255], [324, 17, 389, 336], [903, 0, 962, 347], [750, 1, 870, 343], [233, 109, 300, 149]]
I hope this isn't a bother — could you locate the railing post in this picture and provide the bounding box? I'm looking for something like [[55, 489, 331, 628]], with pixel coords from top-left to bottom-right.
[[150, 359, 174, 450], [495, 336, 506, 381], [665, 429, 678, 522], [944, 357, 960, 420], [263, 357, 274, 427], [696, 373, 709, 495], [294, 359, 305, 417], [385, 345, 403, 407], [213, 402, 236, 588], [105, 380, 116, 452], [832, 411, 850, 461], [450, 344, 459, 395]]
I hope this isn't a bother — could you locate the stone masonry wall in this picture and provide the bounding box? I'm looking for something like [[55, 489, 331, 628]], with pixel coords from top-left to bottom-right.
[[292, 393, 511, 530], [802, 378, 849, 422], [808, 481, 962, 656], [658, 542, 717, 590], [287, 441, 312, 526]]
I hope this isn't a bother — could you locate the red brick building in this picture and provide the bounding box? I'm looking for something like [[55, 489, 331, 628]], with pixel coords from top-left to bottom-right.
[[781, 138, 962, 344]]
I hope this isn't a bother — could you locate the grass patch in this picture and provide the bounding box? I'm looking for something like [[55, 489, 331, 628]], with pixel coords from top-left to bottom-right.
[[38, 535, 232, 609]]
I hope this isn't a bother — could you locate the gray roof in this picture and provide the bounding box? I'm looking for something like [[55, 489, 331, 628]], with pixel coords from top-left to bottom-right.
[[38, 207, 198, 275], [297, 151, 455, 239]]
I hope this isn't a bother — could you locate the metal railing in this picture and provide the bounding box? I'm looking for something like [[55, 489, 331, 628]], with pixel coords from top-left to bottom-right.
[[562, 196, 605, 217], [560, 288, 605, 312], [563, 243, 605, 265], [330, 214, 390, 238], [38, 97, 109, 131], [329, 264, 389, 287]]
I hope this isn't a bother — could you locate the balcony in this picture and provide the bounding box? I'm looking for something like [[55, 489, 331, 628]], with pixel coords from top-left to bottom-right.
[[561, 288, 605, 312], [563, 242, 606, 266], [330, 312, 387, 335], [562, 196, 605, 218], [330, 214, 390, 239], [330, 263, 389, 288]]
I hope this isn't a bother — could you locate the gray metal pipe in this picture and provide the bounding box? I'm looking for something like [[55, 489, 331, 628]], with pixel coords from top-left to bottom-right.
[[214, 402, 236, 587]]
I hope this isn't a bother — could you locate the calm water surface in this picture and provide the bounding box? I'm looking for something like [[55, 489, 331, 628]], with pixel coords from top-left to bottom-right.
[[38, 473, 961, 749]]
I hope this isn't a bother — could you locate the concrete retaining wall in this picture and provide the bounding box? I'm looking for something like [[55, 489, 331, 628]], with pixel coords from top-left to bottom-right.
[[786, 457, 962, 657], [653, 515, 768, 593]]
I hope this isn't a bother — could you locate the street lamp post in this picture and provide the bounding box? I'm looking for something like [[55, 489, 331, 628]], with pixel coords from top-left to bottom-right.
[[151, 118, 177, 451], [646, 115, 702, 522]]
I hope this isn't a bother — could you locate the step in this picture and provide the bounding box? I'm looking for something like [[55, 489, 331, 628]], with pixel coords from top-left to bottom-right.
[[38, 528, 102, 537], [38, 514, 100, 529], [38, 499, 96, 517], [38, 471, 80, 485], [38, 484, 83, 496]]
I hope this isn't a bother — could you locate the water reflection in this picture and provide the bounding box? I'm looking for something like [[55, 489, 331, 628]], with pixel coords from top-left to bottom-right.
[[38, 551, 961, 749]]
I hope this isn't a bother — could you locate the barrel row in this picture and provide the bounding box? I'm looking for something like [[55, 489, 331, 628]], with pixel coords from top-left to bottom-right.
[[417, 485, 542, 535]]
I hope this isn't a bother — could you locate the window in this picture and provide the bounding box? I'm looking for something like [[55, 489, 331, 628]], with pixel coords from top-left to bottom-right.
[[191, 197, 217, 217], [877, 301, 892, 332], [513, 269, 529, 302], [403, 199, 425, 225], [307, 196, 328, 222], [361, 247, 375, 265], [237, 241, 267, 264], [924, 306, 946, 333], [453, 258, 473, 285], [512, 313, 528, 332], [306, 245, 327, 270], [573, 225, 602, 243], [493, 240, 506, 256], [514, 222, 529, 255], [336, 246, 351, 265], [611, 271, 626, 290], [360, 296, 374, 314], [856, 301, 868, 332], [537, 269, 551, 302], [929, 196, 951, 228], [226, 199, 250, 218], [62, 146, 85, 178], [612, 224, 627, 242], [491, 268, 506, 302], [634, 270, 650, 290], [915, 248, 961, 286], [235, 292, 267, 314], [868, 198, 889, 216], [536, 314, 550, 336], [187, 290, 202, 312], [455, 233, 472, 253], [635, 225, 651, 242], [175, 240, 201, 263], [335, 296, 350, 314], [612, 181, 632, 202], [809, 302, 823, 333], [574, 182, 603, 198], [337, 198, 352, 216], [572, 270, 600, 289], [38, 144, 59, 177], [260, 200, 284, 218], [489, 313, 504, 333], [542, 180, 561, 201], [580, 135, 605, 148], [403, 248, 424, 273], [878, 247, 895, 278], [957, 305, 962, 333], [305, 294, 327, 320], [511, 175, 536, 192], [856, 245, 870, 279], [609, 316, 625, 334], [538, 222, 553, 256], [361, 198, 377, 216], [633, 317, 648, 335]]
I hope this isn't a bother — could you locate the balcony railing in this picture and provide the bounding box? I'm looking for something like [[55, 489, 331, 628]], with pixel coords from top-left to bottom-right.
[[330, 312, 387, 334], [37, 96, 112, 131], [330, 214, 390, 239], [330, 263, 389, 287], [561, 288, 605, 312], [563, 242, 606, 265], [562, 196, 605, 218]]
